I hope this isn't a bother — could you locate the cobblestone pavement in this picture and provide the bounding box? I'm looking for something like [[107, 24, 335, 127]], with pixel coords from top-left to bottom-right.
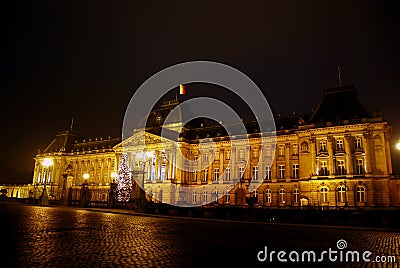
[[0, 203, 399, 268]]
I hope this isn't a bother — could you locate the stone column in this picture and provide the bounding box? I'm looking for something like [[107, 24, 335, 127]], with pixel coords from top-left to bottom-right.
[[344, 133, 353, 175]]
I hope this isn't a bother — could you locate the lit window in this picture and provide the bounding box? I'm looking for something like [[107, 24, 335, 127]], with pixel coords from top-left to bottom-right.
[[336, 139, 344, 150], [214, 168, 219, 181], [252, 166, 258, 180], [225, 190, 230, 203], [225, 168, 230, 181], [204, 153, 209, 162], [225, 150, 231, 160], [265, 189, 272, 204], [278, 165, 285, 179], [320, 187, 329, 203], [239, 167, 245, 178], [355, 159, 364, 175], [193, 170, 198, 182], [319, 161, 328, 176], [192, 191, 197, 203], [203, 190, 208, 202], [336, 160, 345, 175], [337, 186, 346, 203], [320, 140, 327, 152], [356, 186, 366, 203], [292, 164, 299, 179], [213, 190, 218, 202], [204, 169, 208, 182], [265, 166, 271, 180], [355, 137, 362, 149], [293, 189, 300, 203], [279, 189, 286, 203]]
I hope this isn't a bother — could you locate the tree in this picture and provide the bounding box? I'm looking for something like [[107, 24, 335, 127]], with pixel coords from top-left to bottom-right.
[[116, 154, 132, 202]]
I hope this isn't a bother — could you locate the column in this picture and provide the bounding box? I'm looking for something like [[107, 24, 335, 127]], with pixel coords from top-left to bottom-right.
[[344, 134, 353, 175], [327, 135, 334, 175]]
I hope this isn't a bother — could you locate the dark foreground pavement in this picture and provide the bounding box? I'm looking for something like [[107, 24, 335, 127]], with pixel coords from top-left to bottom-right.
[[0, 202, 399, 268]]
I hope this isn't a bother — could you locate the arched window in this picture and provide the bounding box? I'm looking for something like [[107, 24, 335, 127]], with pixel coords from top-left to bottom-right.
[[337, 186, 346, 203], [356, 186, 366, 203], [293, 189, 300, 203], [320, 187, 329, 203], [265, 189, 272, 204], [279, 189, 286, 203]]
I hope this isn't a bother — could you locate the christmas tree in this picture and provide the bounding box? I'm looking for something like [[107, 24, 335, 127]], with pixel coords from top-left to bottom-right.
[[116, 154, 132, 202]]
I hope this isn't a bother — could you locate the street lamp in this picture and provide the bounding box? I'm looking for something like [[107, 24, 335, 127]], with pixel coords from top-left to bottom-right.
[[39, 157, 53, 205]]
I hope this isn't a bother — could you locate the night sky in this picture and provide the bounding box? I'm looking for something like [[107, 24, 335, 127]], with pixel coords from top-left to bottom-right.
[[2, 0, 400, 183]]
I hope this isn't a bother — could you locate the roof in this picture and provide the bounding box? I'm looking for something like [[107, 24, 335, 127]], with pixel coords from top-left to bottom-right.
[[308, 85, 372, 123], [42, 130, 121, 154]]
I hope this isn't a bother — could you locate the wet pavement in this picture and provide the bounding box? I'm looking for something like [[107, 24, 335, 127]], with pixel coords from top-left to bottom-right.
[[0, 202, 399, 267]]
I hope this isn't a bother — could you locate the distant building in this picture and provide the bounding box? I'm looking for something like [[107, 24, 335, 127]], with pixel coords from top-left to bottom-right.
[[4, 85, 400, 207]]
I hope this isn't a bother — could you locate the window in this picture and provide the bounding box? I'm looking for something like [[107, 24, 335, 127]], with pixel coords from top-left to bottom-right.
[[265, 146, 271, 157], [265, 189, 272, 204], [214, 168, 219, 181], [203, 153, 209, 162], [239, 149, 245, 159], [239, 167, 245, 178], [203, 190, 208, 202], [292, 144, 299, 155], [252, 166, 258, 180], [225, 150, 231, 160], [162, 153, 166, 162], [265, 166, 271, 180], [320, 187, 329, 203], [192, 191, 197, 203], [292, 164, 299, 179], [279, 189, 286, 203], [225, 190, 230, 203], [356, 186, 366, 203], [215, 150, 219, 161], [193, 170, 198, 182], [337, 186, 346, 203], [293, 189, 300, 203], [336, 160, 345, 175], [204, 169, 208, 182], [213, 190, 218, 202], [278, 165, 285, 179], [278, 146, 285, 157], [225, 167, 230, 181], [319, 140, 327, 152], [252, 148, 258, 158], [319, 161, 328, 176], [336, 139, 344, 150], [355, 159, 364, 175], [355, 137, 362, 149], [194, 155, 198, 162]]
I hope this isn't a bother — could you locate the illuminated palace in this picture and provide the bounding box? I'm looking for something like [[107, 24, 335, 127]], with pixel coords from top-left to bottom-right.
[[11, 85, 400, 207]]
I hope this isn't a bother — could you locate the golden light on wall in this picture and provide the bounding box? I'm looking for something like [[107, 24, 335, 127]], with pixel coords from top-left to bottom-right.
[[396, 140, 400, 151], [110, 172, 117, 178], [82, 173, 90, 179]]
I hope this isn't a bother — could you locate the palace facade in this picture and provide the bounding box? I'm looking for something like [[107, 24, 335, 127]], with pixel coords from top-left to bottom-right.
[[5, 85, 400, 207]]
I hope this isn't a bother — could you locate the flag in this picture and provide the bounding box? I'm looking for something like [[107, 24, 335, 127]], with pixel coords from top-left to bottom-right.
[[179, 84, 186, 95]]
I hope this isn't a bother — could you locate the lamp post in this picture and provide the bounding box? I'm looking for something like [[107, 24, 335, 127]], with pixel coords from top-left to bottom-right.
[[40, 158, 53, 205], [81, 173, 90, 207]]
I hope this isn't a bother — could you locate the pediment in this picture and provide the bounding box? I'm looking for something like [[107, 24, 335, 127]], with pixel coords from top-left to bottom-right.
[[113, 130, 175, 151]]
